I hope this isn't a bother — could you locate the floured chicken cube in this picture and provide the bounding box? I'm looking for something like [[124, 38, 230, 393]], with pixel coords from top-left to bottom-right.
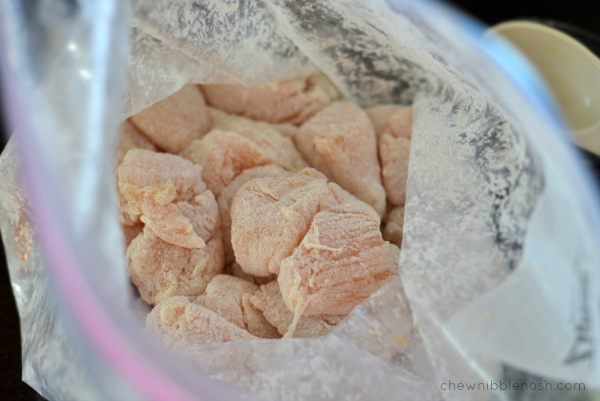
[[383, 206, 404, 247], [201, 75, 338, 125], [295, 102, 386, 216], [279, 211, 399, 316], [379, 134, 410, 207], [119, 149, 211, 248], [209, 107, 298, 138], [365, 105, 403, 139], [180, 129, 307, 196], [240, 293, 281, 339], [387, 106, 413, 139], [231, 168, 331, 277], [121, 151, 224, 304], [218, 165, 294, 265], [224, 263, 276, 286], [117, 123, 157, 225], [145, 296, 258, 348], [119, 194, 138, 227], [377, 106, 412, 207], [130, 85, 211, 153], [232, 168, 397, 315], [117, 121, 157, 165], [128, 219, 223, 305], [249, 281, 344, 338], [196, 274, 258, 329], [197, 275, 280, 339]]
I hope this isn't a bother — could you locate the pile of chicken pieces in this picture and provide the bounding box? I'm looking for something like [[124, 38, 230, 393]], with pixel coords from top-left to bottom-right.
[[117, 75, 412, 347]]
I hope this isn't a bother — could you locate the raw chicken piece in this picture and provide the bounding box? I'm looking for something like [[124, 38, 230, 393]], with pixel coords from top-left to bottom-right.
[[202, 75, 338, 125], [383, 205, 405, 247], [118, 149, 209, 248], [231, 168, 331, 277], [117, 121, 157, 165], [279, 211, 398, 316], [241, 294, 282, 339], [130, 85, 211, 153], [249, 281, 344, 338], [224, 263, 276, 286], [295, 102, 386, 216], [119, 190, 137, 227], [181, 129, 307, 196], [218, 165, 293, 265], [123, 161, 224, 305], [387, 106, 413, 139], [378, 106, 412, 207], [365, 105, 403, 139], [379, 133, 410, 206], [127, 224, 223, 305], [118, 149, 206, 208], [145, 296, 258, 348], [117, 123, 158, 225], [208, 107, 298, 138], [232, 168, 396, 315], [196, 274, 259, 329], [196, 275, 280, 339]]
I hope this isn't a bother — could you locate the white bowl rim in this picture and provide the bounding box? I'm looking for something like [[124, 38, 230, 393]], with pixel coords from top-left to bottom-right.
[[490, 20, 600, 134]]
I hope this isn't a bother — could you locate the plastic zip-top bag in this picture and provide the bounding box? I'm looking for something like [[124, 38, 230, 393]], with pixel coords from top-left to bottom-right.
[[1, 0, 599, 400]]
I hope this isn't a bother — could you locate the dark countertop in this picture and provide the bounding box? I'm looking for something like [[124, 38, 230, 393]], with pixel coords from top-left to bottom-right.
[[0, 235, 44, 400], [1, 1, 599, 399]]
